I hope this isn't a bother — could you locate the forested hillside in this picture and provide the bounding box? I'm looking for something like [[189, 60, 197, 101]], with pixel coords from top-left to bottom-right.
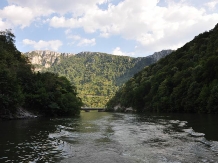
[[0, 30, 82, 118], [45, 50, 172, 107], [106, 24, 218, 114], [24, 50, 74, 71]]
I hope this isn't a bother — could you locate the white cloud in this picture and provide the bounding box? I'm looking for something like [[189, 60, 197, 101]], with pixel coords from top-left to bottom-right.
[[64, 29, 72, 35], [47, 0, 218, 53], [68, 34, 81, 40], [1, 0, 218, 55], [23, 39, 63, 51], [112, 47, 134, 56], [77, 38, 96, 46], [7, 0, 108, 16], [49, 16, 81, 29], [0, 5, 34, 28], [112, 47, 126, 56], [0, 3, 54, 29], [0, 18, 10, 30], [205, 0, 218, 10], [66, 32, 96, 46]]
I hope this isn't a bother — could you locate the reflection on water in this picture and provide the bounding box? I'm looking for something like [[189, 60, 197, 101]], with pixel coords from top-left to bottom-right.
[[0, 111, 218, 163]]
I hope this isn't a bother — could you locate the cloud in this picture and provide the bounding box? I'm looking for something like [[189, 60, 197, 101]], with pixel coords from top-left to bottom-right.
[[0, 18, 10, 30], [47, 0, 218, 53], [2, 0, 218, 55], [205, 0, 218, 10], [68, 34, 81, 40], [0, 3, 54, 29], [112, 47, 134, 56], [0, 5, 35, 28], [112, 47, 126, 56], [23, 39, 63, 51], [7, 0, 108, 16], [49, 16, 81, 29], [77, 38, 96, 46], [66, 32, 96, 46], [64, 29, 72, 35]]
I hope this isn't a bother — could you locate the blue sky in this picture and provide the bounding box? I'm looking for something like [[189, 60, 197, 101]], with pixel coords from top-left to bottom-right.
[[0, 0, 218, 57]]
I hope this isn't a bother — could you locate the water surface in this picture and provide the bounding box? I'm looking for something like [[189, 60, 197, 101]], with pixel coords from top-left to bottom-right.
[[0, 112, 218, 162]]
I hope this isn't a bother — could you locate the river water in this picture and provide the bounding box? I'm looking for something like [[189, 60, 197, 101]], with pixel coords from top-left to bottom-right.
[[0, 111, 218, 163]]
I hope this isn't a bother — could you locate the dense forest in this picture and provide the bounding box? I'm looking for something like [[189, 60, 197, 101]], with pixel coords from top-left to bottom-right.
[[48, 53, 148, 107], [106, 24, 218, 114], [41, 51, 172, 107], [0, 30, 82, 118]]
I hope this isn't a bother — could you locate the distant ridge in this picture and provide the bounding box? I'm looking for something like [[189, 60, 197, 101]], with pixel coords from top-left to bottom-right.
[[24, 49, 173, 107], [106, 24, 218, 113], [23, 50, 173, 71], [23, 50, 74, 71], [147, 49, 174, 61]]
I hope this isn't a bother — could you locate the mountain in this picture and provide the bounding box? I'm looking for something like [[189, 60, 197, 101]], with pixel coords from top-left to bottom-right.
[[23, 50, 74, 71], [116, 49, 174, 85], [106, 24, 218, 114], [0, 30, 82, 118], [24, 50, 173, 107]]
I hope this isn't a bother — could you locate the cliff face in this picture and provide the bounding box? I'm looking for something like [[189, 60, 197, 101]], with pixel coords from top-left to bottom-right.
[[146, 49, 174, 62], [77, 50, 173, 62], [23, 50, 74, 71], [24, 49, 172, 107], [24, 50, 172, 71]]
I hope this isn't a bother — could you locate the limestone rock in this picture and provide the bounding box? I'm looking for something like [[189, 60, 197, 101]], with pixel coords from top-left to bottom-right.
[[23, 50, 74, 71]]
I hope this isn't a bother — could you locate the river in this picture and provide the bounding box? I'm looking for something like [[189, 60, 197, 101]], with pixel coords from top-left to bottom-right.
[[0, 111, 218, 163]]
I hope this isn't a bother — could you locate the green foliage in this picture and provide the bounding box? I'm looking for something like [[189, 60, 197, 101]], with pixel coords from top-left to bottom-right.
[[24, 72, 82, 116], [0, 29, 25, 113], [107, 24, 218, 114], [0, 70, 24, 112], [46, 52, 157, 107], [0, 30, 82, 117]]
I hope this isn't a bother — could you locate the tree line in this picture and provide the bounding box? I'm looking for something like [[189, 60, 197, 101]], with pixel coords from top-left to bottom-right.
[[0, 30, 82, 117], [106, 24, 218, 114], [46, 52, 158, 107]]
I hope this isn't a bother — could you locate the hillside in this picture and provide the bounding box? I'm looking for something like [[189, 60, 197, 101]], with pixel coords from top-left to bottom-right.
[[24, 50, 173, 107], [0, 30, 82, 118], [106, 24, 218, 113], [23, 50, 74, 71]]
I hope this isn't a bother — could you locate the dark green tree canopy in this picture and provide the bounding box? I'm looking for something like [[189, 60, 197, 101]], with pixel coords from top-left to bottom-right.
[[106, 24, 218, 114], [0, 30, 82, 117]]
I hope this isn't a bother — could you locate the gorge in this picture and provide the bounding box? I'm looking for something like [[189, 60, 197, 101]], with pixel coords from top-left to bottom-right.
[[24, 50, 173, 108]]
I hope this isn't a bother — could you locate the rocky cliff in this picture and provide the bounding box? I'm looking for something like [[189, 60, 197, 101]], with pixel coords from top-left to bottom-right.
[[24, 49, 173, 107], [75, 50, 173, 62], [146, 49, 174, 62], [23, 50, 74, 71], [24, 50, 173, 72]]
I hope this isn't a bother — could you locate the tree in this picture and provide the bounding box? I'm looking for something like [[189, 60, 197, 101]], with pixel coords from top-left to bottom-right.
[[0, 29, 82, 117]]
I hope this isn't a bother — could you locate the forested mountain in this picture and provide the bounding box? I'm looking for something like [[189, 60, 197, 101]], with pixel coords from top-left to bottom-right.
[[106, 24, 218, 114], [23, 50, 74, 71], [25, 50, 173, 107], [0, 30, 82, 118]]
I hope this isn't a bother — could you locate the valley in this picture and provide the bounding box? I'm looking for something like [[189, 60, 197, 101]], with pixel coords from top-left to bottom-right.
[[24, 50, 173, 107]]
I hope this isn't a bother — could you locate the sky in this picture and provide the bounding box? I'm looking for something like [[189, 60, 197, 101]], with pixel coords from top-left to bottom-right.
[[0, 0, 218, 57]]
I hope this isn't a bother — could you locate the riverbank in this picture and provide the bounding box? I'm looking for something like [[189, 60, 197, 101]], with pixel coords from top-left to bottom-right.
[[0, 107, 38, 120]]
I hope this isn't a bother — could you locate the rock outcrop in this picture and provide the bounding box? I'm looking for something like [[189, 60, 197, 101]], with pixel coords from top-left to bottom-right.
[[23, 50, 74, 71], [24, 50, 173, 72], [0, 108, 38, 120], [146, 49, 174, 62]]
